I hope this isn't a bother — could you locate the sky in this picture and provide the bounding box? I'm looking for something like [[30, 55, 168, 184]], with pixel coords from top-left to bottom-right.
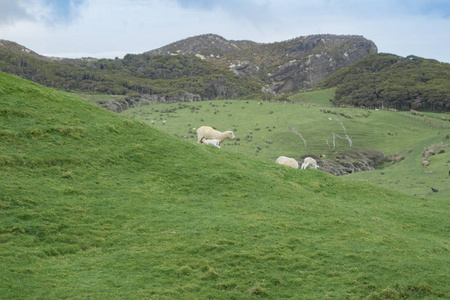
[[1, 0, 450, 63]]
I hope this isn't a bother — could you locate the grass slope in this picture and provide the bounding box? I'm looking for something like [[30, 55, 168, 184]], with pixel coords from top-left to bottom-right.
[[288, 88, 336, 106], [346, 133, 450, 199], [1, 72, 449, 299], [124, 99, 441, 159], [123, 97, 449, 200]]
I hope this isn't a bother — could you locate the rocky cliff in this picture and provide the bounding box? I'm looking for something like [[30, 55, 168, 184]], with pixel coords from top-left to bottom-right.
[[146, 34, 377, 95]]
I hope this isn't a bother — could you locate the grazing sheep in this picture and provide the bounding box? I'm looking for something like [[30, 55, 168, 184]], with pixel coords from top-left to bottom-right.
[[275, 156, 299, 169], [196, 126, 235, 145], [202, 139, 221, 148], [301, 157, 319, 169]]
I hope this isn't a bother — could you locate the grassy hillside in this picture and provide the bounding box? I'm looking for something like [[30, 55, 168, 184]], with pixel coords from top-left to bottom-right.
[[346, 132, 450, 199], [124, 99, 443, 159], [1, 72, 449, 299], [124, 97, 449, 200], [288, 88, 336, 106]]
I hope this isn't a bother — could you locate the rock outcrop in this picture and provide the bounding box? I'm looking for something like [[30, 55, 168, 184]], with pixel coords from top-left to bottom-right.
[[267, 35, 377, 93], [301, 148, 386, 176], [147, 34, 377, 95], [98, 92, 201, 113]]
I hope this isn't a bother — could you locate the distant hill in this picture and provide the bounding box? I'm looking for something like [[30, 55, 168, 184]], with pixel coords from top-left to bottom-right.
[[0, 39, 50, 61], [0, 34, 376, 111], [147, 34, 377, 93], [0, 39, 261, 109], [317, 53, 450, 111]]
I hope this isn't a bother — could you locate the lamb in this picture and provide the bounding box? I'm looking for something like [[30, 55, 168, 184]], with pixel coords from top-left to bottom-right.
[[275, 156, 299, 169], [196, 126, 235, 145], [201, 138, 221, 148], [301, 157, 319, 169]]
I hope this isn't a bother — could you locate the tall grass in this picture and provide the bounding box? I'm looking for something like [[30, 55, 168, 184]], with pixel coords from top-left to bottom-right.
[[1, 72, 449, 299]]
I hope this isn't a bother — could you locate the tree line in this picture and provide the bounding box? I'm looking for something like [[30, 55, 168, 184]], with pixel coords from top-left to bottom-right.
[[0, 50, 262, 100], [317, 53, 450, 111]]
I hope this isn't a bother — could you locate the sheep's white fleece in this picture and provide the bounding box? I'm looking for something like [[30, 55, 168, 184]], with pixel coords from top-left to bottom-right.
[[196, 126, 235, 144], [202, 139, 221, 148], [301, 157, 319, 169], [275, 156, 299, 169]]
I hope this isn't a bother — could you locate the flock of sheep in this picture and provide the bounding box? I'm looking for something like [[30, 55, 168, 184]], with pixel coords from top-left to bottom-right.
[[196, 126, 319, 170]]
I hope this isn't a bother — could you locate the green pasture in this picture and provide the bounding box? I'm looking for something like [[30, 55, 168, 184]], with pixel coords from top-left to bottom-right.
[[347, 133, 450, 200], [288, 88, 336, 106], [124, 99, 443, 160], [1, 71, 449, 298], [124, 98, 449, 200]]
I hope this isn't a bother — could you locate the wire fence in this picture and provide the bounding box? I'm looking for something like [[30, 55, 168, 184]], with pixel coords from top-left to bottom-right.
[[401, 113, 450, 129]]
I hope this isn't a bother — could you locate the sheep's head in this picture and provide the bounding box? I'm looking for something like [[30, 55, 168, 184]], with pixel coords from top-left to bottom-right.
[[226, 131, 235, 140]]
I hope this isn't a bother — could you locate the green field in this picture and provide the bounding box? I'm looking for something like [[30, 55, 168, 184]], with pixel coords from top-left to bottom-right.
[[123, 97, 449, 200], [288, 88, 336, 106], [1, 72, 449, 299], [346, 133, 449, 199], [124, 99, 443, 159]]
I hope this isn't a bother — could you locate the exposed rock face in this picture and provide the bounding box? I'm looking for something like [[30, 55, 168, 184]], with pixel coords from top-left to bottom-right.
[[147, 34, 377, 95], [268, 36, 376, 93], [98, 92, 201, 113], [301, 148, 386, 176]]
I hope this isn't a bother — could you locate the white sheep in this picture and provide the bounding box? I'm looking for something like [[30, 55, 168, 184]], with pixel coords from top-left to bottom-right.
[[201, 138, 221, 148], [301, 157, 319, 169], [275, 156, 299, 169], [196, 126, 235, 145]]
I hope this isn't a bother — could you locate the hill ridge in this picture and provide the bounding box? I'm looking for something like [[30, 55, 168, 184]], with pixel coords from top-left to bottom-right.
[[317, 53, 450, 111], [0, 33, 376, 105], [146, 33, 377, 93]]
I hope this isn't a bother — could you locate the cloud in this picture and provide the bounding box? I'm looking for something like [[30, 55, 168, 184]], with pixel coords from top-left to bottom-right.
[[0, 0, 85, 26], [41, 0, 85, 24], [401, 0, 450, 18], [173, 0, 271, 25], [0, 0, 34, 24], [0, 0, 449, 62]]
